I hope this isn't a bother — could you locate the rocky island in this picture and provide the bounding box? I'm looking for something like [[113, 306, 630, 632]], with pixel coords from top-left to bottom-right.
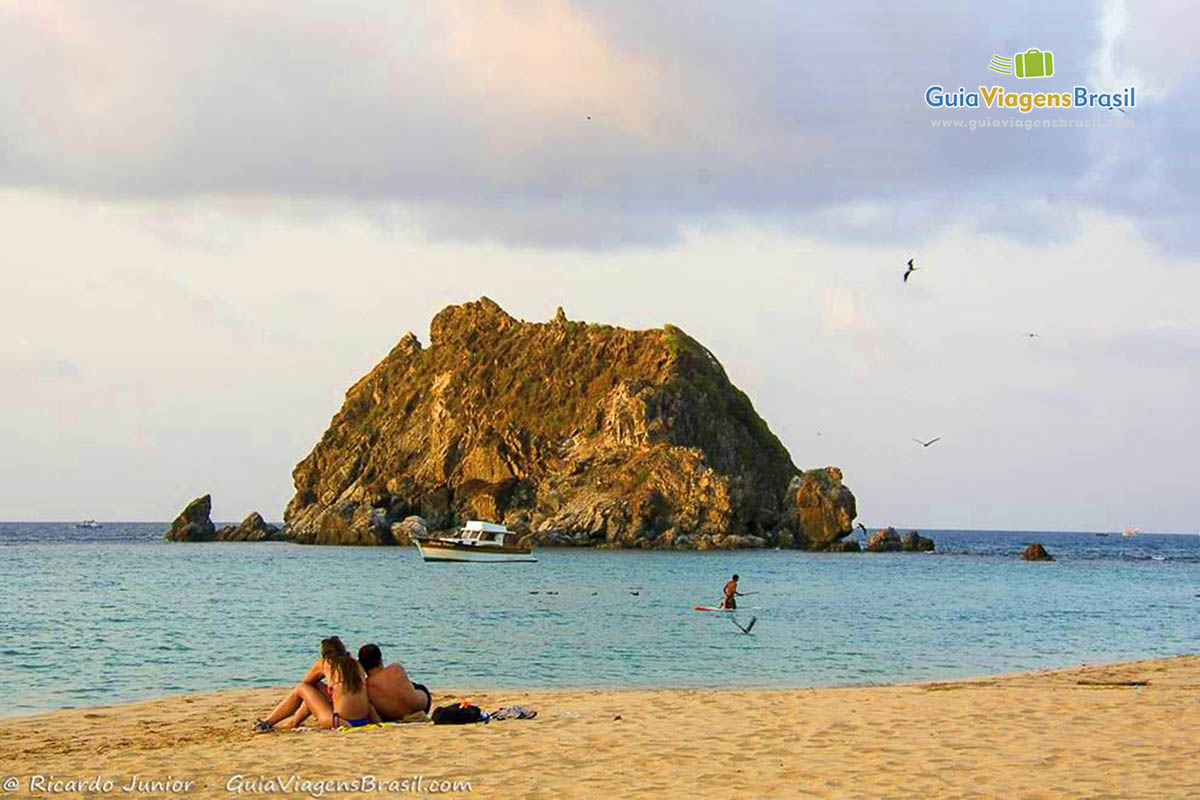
[[283, 298, 859, 550]]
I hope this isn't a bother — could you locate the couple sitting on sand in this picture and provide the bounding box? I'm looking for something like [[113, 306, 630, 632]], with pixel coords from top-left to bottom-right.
[[252, 637, 432, 732]]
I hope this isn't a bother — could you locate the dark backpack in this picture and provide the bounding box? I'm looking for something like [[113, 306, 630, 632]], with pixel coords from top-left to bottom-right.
[[431, 702, 487, 725]]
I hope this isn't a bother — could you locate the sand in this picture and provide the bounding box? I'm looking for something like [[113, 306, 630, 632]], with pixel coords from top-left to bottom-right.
[[2, 656, 1197, 799]]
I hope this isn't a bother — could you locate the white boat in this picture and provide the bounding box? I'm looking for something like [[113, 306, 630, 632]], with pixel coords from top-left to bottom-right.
[[75, 520, 103, 529], [415, 520, 536, 563], [1122, 527, 1140, 537]]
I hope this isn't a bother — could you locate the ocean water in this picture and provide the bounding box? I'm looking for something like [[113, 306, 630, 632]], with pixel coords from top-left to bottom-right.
[[1, 523, 1197, 716]]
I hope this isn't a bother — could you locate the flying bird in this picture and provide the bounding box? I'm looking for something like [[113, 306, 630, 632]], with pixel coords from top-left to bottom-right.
[[732, 615, 757, 635], [912, 437, 942, 448], [1026, 332, 1039, 339], [903, 257, 920, 283]]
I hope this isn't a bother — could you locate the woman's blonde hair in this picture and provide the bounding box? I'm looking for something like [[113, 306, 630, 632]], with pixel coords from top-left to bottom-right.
[[320, 636, 363, 694]]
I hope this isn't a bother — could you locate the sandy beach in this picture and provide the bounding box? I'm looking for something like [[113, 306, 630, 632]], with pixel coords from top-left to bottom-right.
[[1, 656, 1196, 799]]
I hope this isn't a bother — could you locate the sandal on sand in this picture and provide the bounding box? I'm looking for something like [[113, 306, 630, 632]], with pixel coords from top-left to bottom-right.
[[252, 720, 274, 734]]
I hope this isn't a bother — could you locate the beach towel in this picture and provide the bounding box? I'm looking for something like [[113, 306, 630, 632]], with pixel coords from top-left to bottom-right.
[[332, 711, 432, 733]]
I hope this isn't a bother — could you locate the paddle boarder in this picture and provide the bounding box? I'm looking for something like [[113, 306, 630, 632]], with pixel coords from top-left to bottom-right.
[[720, 574, 741, 609]]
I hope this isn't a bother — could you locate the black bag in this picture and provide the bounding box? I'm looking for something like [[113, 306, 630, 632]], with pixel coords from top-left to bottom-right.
[[431, 702, 487, 725]]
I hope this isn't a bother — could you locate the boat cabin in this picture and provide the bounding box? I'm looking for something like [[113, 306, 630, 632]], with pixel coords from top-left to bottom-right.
[[459, 520, 517, 547]]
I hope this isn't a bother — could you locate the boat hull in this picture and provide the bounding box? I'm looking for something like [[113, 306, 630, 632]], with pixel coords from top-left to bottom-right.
[[415, 539, 537, 563]]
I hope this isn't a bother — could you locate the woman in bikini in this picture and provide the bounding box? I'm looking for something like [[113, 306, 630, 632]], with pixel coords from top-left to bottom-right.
[[253, 636, 377, 732]]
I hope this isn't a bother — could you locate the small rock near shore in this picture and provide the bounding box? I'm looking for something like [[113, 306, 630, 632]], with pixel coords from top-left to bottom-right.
[[866, 527, 903, 552], [1022, 542, 1055, 561], [866, 527, 936, 552], [216, 511, 285, 542], [902, 531, 935, 552], [389, 515, 428, 546]]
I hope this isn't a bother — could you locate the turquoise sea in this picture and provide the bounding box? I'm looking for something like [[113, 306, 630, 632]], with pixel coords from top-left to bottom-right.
[[2, 524, 1197, 716]]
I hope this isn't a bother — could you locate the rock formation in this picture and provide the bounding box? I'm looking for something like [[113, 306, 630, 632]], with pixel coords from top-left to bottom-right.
[[824, 538, 862, 552], [389, 515, 428, 546], [780, 468, 858, 550], [164, 495, 217, 542], [866, 527, 935, 552], [1022, 542, 1055, 561], [284, 298, 860, 549], [902, 531, 935, 552], [216, 512, 285, 542], [866, 527, 903, 552]]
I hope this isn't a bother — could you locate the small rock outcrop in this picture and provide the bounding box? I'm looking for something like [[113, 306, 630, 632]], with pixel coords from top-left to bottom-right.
[[216, 511, 285, 542], [1022, 542, 1055, 561], [866, 527, 935, 552], [824, 538, 862, 552], [284, 298, 860, 549], [389, 515, 428, 546], [902, 531, 935, 552], [164, 495, 217, 542], [866, 527, 903, 552]]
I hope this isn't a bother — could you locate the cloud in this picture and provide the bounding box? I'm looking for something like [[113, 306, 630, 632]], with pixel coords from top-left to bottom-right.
[[1071, 320, 1200, 368], [1093, 0, 1198, 98], [0, 0, 1196, 250], [0, 339, 82, 382]]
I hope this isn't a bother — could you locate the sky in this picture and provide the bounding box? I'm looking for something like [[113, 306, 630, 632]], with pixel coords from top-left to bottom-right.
[[1, 0, 1196, 532]]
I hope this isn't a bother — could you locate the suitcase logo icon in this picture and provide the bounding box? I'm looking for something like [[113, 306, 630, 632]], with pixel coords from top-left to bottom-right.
[[989, 49, 1055, 79]]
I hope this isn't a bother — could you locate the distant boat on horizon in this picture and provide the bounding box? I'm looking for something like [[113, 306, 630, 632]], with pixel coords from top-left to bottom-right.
[[75, 520, 103, 529], [1122, 527, 1140, 537]]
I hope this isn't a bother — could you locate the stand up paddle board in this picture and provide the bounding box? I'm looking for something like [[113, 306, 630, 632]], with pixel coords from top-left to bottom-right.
[[693, 605, 733, 612]]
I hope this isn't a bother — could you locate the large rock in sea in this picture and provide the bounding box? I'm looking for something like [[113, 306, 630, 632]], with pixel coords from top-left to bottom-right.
[[216, 512, 285, 542], [1022, 542, 1055, 561], [284, 298, 859, 549], [164, 495, 216, 542], [781, 467, 858, 550]]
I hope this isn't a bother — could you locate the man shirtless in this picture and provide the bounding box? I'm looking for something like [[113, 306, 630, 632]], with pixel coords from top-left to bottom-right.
[[357, 643, 432, 721], [720, 573, 741, 610]]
